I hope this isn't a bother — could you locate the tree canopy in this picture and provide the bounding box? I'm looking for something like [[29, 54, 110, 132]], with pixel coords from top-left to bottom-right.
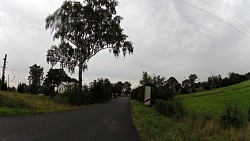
[[29, 64, 44, 94], [45, 0, 133, 92]]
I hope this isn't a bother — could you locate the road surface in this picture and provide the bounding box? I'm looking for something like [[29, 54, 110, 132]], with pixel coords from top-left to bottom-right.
[[0, 97, 141, 141]]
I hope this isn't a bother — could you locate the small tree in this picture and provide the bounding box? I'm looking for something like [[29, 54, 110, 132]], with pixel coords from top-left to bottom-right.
[[123, 81, 131, 97], [46, 0, 133, 94], [17, 83, 29, 93]]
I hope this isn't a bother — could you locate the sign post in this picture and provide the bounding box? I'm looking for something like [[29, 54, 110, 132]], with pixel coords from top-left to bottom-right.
[[144, 86, 151, 106]]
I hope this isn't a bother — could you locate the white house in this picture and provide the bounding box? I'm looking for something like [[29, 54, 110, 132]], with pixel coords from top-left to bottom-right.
[[57, 82, 74, 94]]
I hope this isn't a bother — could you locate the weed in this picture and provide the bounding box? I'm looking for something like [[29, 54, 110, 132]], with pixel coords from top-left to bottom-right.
[[154, 99, 185, 119], [219, 102, 245, 129]]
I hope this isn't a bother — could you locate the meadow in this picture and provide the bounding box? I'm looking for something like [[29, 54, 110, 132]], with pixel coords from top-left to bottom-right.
[[179, 80, 250, 118]]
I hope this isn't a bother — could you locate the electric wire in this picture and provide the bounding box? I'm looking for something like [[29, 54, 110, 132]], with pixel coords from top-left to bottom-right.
[[173, 0, 249, 38], [0, 0, 14, 5], [0, 20, 29, 67], [198, 0, 250, 35]]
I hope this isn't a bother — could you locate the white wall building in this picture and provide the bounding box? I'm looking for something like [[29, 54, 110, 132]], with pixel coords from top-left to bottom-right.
[[57, 82, 74, 94]]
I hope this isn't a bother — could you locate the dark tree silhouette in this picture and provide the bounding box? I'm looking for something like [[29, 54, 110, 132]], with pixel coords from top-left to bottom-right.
[[45, 0, 133, 93], [29, 64, 44, 94]]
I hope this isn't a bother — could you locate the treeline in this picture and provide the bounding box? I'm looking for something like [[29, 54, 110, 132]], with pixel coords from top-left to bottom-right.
[[13, 64, 132, 105], [131, 71, 250, 103], [68, 78, 131, 105]]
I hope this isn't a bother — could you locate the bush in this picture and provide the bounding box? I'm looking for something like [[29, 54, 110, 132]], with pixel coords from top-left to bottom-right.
[[180, 88, 189, 94], [154, 99, 186, 119], [219, 102, 245, 129]]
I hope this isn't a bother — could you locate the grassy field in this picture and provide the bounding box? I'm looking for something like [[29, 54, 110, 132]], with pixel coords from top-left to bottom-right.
[[179, 80, 250, 117], [131, 80, 250, 141], [0, 91, 76, 116]]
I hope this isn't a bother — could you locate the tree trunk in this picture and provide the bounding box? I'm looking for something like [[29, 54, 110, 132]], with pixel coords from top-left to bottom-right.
[[78, 64, 83, 94]]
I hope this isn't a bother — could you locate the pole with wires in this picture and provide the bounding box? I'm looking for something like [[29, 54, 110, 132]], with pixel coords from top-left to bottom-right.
[[1, 54, 7, 90]]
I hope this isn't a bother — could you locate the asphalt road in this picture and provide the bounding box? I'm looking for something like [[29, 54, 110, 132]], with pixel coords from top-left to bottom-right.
[[0, 97, 141, 141]]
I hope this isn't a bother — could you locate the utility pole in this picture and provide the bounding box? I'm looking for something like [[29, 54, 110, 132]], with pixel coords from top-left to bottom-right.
[[1, 54, 7, 90], [8, 74, 9, 89]]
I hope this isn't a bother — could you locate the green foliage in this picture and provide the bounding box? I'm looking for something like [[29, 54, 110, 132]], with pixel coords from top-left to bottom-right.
[[154, 99, 185, 119], [167, 77, 181, 92], [1, 83, 7, 91], [29, 64, 44, 94], [46, 0, 133, 92], [112, 81, 124, 97], [130, 86, 144, 102], [189, 74, 198, 92], [219, 102, 245, 129], [131, 100, 198, 141], [89, 78, 112, 103], [138, 71, 176, 101], [17, 83, 29, 93]]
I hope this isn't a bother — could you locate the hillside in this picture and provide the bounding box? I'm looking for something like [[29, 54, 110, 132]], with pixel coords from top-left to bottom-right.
[[179, 80, 250, 117], [0, 91, 76, 116]]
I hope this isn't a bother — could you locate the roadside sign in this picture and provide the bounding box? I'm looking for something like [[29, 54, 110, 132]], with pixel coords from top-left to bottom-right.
[[144, 86, 151, 106]]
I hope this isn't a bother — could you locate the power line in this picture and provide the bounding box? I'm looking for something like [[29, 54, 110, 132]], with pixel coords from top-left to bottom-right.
[[198, 0, 250, 35], [0, 0, 14, 5], [0, 20, 29, 67], [173, 0, 249, 38]]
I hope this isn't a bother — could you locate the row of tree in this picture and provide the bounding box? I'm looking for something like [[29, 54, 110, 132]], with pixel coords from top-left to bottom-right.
[[16, 64, 132, 104], [131, 71, 250, 103], [84, 78, 131, 104], [17, 64, 77, 97]]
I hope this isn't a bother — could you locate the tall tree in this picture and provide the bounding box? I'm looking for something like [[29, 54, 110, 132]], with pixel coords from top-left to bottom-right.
[[45, 0, 133, 93], [43, 68, 71, 88], [189, 74, 198, 92], [43, 68, 72, 96], [113, 81, 124, 97], [167, 77, 180, 92], [123, 81, 131, 97], [29, 64, 44, 94]]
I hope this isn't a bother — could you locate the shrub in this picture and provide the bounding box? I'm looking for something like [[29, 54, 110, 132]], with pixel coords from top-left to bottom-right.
[[154, 99, 186, 119], [180, 88, 189, 94], [219, 102, 245, 129]]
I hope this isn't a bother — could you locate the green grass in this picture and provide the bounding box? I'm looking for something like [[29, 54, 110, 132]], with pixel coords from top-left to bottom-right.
[[131, 81, 250, 141], [0, 91, 76, 116], [131, 100, 250, 141], [131, 100, 199, 141], [179, 80, 250, 117]]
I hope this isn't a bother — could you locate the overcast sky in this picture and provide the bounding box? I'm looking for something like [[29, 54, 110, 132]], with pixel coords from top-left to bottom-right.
[[1, 0, 250, 87]]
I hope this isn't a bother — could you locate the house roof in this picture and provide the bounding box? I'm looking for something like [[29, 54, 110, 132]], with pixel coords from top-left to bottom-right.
[[60, 82, 74, 86]]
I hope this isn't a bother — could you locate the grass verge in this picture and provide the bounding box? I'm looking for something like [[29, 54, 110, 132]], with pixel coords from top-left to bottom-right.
[[130, 100, 198, 141], [0, 91, 76, 116]]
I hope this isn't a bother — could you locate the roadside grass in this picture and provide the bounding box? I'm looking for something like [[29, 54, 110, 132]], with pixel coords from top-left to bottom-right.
[[131, 100, 198, 141], [179, 80, 250, 118], [131, 100, 250, 141], [0, 91, 76, 116]]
